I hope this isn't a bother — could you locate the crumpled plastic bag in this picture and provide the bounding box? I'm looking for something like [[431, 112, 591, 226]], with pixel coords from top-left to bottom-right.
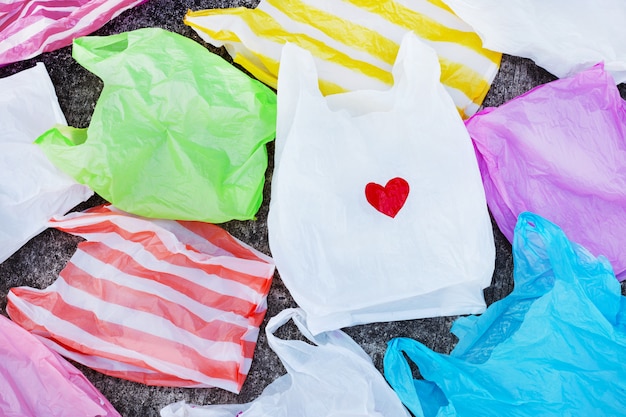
[[160, 308, 411, 417], [384, 212, 626, 417], [440, 0, 626, 82], [267, 33, 495, 335], [185, 0, 501, 118], [0, 62, 93, 264], [36, 28, 277, 223], [7, 204, 275, 393], [466, 63, 626, 281], [0, 0, 147, 66], [0, 314, 121, 417]]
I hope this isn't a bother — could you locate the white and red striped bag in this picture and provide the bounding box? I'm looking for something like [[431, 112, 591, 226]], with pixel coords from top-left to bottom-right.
[[7, 204, 275, 393], [0, 0, 147, 65]]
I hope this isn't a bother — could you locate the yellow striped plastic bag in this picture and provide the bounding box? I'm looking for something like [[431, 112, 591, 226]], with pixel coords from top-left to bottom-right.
[[185, 0, 501, 118]]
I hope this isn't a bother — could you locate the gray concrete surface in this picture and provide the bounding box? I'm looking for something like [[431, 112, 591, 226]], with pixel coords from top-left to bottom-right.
[[1, 2, 625, 416]]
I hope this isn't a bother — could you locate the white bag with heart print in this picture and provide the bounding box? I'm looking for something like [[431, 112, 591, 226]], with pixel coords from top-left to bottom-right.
[[268, 33, 495, 335]]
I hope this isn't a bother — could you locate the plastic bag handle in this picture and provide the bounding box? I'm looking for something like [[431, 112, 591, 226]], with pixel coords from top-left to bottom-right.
[[265, 308, 372, 366], [72, 31, 131, 73], [274, 42, 324, 166], [265, 308, 317, 345], [72, 29, 163, 78], [383, 337, 435, 417]]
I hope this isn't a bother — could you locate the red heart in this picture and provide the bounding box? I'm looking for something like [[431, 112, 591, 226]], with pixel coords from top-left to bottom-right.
[[365, 177, 410, 218]]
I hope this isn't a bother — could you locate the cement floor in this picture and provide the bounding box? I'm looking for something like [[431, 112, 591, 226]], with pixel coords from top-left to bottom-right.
[[1, 1, 624, 416]]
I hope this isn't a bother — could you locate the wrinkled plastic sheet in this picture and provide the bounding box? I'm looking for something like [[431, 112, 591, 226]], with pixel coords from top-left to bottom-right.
[[0, 314, 121, 417], [0, 0, 147, 66], [384, 212, 626, 417], [467, 63, 626, 280], [36, 28, 277, 223]]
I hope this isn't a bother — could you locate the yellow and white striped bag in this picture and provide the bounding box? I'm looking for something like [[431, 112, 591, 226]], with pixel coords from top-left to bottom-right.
[[185, 0, 501, 118]]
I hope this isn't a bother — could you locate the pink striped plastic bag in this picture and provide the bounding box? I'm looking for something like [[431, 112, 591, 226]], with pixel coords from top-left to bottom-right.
[[7, 204, 275, 393], [0, 314, 120, 417], [0, 0, 147, 66]]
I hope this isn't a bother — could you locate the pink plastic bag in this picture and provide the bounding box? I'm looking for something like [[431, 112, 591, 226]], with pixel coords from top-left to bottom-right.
[[467, 63, 626, 280], [0, 314, 120, 417], [7, 204, 275, 393], [0, 0, 147, 65]]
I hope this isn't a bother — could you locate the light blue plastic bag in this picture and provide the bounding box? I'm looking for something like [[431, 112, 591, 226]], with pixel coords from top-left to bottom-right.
[[384, 212, 626, 417]]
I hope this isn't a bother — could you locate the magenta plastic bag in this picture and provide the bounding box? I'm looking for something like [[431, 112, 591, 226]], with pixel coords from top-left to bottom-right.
[[0, 0, 147, 66], [467, 63, 626, 280], [0, 314, 120, 417]]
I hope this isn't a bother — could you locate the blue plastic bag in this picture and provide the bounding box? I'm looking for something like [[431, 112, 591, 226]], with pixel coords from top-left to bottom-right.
[[384, 212, 626, 417]]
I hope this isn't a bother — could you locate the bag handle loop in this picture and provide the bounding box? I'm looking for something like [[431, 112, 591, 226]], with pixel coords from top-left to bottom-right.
[[384, 337, 449, 417], [265, 308, 372, 369]]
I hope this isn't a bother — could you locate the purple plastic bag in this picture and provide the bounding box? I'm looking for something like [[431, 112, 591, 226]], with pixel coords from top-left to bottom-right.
[[0, 314, 120, 417], [467, 63, 626, 280]]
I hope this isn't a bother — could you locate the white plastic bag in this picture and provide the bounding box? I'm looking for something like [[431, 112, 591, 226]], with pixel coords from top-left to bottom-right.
[[0, 63, 93, 263], [267, 33, 495, 335], [441, 0, 626, 82], [160, 308, 411, 417]]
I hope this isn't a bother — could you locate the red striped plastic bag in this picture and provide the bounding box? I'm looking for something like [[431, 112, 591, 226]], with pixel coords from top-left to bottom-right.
[[0, 0, 147, 66], [7, 204, 275, 393]]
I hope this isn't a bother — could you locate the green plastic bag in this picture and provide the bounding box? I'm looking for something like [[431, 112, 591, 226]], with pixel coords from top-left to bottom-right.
[[36, 28, 277, 223]]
